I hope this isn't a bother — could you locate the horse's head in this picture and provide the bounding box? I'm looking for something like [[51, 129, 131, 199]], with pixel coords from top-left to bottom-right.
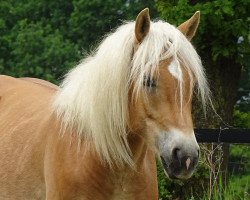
[[129, 9, 206, 179]]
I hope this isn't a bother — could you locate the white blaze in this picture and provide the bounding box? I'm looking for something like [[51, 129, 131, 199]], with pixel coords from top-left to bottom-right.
[[168, 60, 182, 81]]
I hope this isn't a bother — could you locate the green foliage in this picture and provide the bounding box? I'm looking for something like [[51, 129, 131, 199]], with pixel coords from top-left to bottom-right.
[[0, 0, 157, 82], [123, 0, 158, 20], [233, 109, 250, 128], [227, 174, 250, 200], [230, 144, 250, 178], [230, 145, 250, 161], [199, 174, 250, 200], [68, 0, 158, 50], [0, 0, 80, 83], [6, 21, 79, 82], [157, 162, 172, 199], [156, 0, 249, 62], [68, 0, 126, 51]]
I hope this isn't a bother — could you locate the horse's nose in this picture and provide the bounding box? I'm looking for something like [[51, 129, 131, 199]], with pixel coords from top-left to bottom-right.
[[157, 130, 200, 179], [171, 147, 199, 172]]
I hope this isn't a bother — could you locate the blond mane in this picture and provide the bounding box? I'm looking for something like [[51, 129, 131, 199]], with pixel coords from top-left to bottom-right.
[[53, 20, 210, 167]]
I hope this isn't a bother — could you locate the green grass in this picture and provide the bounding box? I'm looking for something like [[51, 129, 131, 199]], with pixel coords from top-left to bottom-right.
[[196, 174, 250, 200]]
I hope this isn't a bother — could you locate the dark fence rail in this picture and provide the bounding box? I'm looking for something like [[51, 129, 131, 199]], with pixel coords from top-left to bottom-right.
[[195, 128, 250, 143]]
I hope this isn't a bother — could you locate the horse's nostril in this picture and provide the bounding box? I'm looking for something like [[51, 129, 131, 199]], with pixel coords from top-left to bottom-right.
[[172, 148, 180, 161]]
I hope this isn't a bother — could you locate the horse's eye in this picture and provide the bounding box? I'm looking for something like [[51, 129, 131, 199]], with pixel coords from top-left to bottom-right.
[[143, 77, 156, 88]]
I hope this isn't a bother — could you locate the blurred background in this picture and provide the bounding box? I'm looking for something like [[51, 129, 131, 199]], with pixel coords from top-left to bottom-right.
[[0, 0, 249, 199]]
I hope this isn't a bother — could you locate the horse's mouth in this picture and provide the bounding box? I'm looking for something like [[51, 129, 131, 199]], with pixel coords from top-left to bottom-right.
[[160, 156, 178, 179], [160, 156, 192, 180]]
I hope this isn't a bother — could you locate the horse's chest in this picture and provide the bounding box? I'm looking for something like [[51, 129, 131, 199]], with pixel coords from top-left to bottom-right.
[[73, 170, 152, 200], [110, 173, 152, 200], [111, 178, 133, 200]]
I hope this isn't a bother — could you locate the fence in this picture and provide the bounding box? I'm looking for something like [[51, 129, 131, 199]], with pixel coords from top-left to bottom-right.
[[195, 128, 250, 184], [195, 128, 250, 143]]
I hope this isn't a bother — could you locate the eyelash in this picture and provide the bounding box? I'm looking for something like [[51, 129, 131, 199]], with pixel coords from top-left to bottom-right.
[[143, 77, 156, 88]]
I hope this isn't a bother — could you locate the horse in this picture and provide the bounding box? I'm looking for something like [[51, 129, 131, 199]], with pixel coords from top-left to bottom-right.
[[0, 8, 210, 200]]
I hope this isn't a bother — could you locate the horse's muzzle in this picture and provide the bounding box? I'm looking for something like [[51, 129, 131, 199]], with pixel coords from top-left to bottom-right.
[[157, 129, 200, 179], [160, 146, 199, 179]]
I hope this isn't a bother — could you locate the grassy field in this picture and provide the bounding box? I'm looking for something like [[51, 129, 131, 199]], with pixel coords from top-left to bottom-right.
[[198, 174, 250, 200]]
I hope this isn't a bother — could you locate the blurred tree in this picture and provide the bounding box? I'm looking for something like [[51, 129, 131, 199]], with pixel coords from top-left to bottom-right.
[[10, 22, 79, 82], [0, 0, 79, 83], [0, 0, 157, 82], [124, 0, 158, 20], [68, 0, 158, 51], [68, 0, 126, 51]]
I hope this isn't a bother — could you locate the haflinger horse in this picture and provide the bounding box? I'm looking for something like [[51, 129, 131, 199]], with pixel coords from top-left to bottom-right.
[[0, 8, 209, 200]]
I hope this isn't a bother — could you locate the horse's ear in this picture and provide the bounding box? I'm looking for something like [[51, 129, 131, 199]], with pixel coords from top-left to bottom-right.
[[178, 11, 200, 41], [135, 8, 150, 43]]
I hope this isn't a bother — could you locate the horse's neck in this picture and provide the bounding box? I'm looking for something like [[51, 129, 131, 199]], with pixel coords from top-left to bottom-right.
[[127, 133, 148, 167], [110, 134, 157, 199], [48, 128, 157, 199]]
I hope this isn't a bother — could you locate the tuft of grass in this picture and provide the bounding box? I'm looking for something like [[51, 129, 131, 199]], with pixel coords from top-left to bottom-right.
[[190, 174, 250, 200]]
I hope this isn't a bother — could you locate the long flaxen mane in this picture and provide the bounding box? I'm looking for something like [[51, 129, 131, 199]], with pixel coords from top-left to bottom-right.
[[53, 20, 210, 167]]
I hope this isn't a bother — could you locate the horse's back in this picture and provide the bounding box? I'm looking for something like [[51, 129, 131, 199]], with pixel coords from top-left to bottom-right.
[[0, 75, 57, 199], [0, 75, 57, 122], [19, 77, 58, 90], [0, 75, 58, 92]]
